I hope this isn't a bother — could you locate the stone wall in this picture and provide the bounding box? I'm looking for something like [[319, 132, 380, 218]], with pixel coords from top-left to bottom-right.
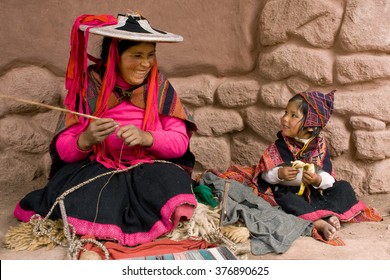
[[1, 0, 389, 196]]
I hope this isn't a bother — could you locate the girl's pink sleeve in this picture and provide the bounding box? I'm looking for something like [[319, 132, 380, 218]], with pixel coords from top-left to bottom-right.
[[147, 115, 189, 159], [56, 124, 92, 163]]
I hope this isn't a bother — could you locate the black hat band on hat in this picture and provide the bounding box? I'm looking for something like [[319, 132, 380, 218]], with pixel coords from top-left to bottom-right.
[[116, 15, 167, 35]]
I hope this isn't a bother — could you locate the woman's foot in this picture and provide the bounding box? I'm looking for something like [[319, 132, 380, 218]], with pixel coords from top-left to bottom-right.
[[313, 219, 337, 241], [326, 216, 341, 231]]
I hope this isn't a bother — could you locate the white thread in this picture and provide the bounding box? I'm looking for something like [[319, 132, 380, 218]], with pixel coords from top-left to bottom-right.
[[90, 141, 126, 234]]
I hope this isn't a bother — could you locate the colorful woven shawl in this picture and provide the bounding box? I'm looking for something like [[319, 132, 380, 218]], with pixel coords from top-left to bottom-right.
[[51, 65, 196, 175], [254, 131, 334, 181]]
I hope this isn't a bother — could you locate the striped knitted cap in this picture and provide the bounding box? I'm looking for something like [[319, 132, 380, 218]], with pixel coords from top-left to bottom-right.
[[298, 90, 335, 128]]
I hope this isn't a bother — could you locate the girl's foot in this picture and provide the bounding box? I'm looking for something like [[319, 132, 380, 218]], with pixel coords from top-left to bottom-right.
[[313, 219, 337, 241], [326, 216, 341, 231]]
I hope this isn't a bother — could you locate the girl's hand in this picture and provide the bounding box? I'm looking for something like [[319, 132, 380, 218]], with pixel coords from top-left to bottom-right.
[[78, 118, 118, 150], [278, 166, 299, 181], [302, 170, 322, 186], [116, 125, 153, 147]]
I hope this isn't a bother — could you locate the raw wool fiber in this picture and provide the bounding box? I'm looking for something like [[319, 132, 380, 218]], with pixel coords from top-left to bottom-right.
[[3, 203, 251, 256], [166, 203, 251, 248], [3, 219, 66, 251]]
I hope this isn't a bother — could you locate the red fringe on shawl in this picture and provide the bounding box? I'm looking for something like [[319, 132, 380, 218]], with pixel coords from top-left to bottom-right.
[[65, 14, 117, 113]]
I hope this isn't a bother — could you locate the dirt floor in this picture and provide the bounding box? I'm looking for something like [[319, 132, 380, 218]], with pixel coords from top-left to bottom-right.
[[1, 178, 390, 260]]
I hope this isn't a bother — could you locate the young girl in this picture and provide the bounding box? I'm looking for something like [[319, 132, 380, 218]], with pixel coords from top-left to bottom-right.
[[254, 90, 368, 241]]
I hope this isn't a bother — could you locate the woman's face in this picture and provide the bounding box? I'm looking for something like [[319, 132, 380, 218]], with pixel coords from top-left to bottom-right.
[[281, 100, 311, 139], [118, 42, 156, 85]]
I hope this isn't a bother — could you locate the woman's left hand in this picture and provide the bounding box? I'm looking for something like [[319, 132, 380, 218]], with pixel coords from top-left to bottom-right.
[[116, 125, 153, 147]]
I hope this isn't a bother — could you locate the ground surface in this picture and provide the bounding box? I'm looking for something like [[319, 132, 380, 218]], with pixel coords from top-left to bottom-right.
[[1, 179, 389, 260]]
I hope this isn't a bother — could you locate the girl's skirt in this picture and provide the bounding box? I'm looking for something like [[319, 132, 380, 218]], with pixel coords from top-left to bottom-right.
[[272, 180, 367, 222]]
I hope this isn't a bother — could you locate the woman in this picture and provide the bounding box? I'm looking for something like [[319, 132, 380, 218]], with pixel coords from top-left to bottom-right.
[[13, 13, 197, 247]]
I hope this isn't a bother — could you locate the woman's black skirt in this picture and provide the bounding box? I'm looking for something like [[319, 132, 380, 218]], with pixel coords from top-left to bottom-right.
[[14, 160, 197, 246]]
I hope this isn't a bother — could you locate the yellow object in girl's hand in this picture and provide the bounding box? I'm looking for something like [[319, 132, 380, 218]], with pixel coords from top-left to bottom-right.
[[291, 160, 315, 195]]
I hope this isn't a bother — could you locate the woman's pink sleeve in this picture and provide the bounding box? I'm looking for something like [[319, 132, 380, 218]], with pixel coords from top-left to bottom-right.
[[55, 124, 92, 162], [147, 116, 189, 159]]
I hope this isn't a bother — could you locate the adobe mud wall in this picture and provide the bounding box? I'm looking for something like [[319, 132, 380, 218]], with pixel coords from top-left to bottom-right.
[[1, 0, 389, 196]]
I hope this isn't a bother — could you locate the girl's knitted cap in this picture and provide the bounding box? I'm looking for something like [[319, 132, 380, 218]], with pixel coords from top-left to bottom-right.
[[297, 90, 335, 128]]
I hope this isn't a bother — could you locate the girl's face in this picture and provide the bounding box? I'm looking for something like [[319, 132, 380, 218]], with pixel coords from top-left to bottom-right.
[[118, 42, 156, 85], [281, 100, 312, 139]]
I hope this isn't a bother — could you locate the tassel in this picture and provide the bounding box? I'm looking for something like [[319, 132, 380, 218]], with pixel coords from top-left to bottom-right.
[[3, 219, 66, 251]]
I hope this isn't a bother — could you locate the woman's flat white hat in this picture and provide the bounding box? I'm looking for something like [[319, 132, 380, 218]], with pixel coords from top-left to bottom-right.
[[79, 13, 183, 42]]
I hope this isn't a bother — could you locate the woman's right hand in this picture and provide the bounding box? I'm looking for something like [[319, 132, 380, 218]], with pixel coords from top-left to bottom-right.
[[77, 118, 119, 150], [278, 166, 299, 181]]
